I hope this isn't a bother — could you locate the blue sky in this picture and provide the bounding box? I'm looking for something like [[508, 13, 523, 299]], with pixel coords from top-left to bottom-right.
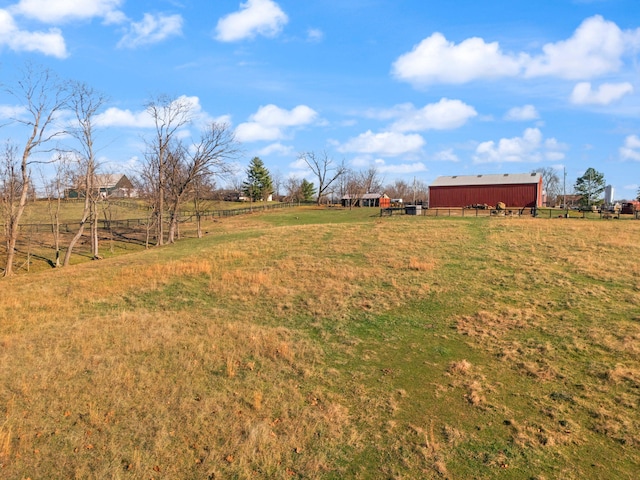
[[1, 0, 639, 199]]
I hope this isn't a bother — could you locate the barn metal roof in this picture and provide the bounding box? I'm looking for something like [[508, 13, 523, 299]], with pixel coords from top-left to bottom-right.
[[430, 173, 541, 187]]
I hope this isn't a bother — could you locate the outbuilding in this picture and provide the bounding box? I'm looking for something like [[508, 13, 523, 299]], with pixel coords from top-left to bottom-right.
[[65, 173, 136, 199], [341, 193, 390, 208], [429, 173, 543, 209]]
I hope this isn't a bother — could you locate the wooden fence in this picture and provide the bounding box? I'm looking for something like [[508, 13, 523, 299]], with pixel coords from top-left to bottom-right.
[[18, 202, 298, 233]]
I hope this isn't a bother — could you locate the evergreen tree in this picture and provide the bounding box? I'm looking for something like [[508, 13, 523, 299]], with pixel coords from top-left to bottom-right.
[[574, 167, 605, 206], [300, 178, 316, 202], [243, 157, 273, 201]]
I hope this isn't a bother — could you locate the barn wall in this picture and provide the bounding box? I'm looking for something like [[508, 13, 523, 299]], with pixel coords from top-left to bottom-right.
[[429, 183, 540, 208]]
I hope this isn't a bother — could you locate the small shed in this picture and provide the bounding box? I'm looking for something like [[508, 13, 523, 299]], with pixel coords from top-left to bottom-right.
[[429, 173, 542, 208], [341, 193, 390, 208]]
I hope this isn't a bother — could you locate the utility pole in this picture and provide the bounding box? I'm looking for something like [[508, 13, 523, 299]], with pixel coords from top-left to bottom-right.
[[588, 169, 592, 207], [563, 167, 567, 216], [412, 176, 416, 205]]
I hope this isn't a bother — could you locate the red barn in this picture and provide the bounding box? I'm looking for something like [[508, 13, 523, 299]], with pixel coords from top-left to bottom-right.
[[429, 173, 543, 208]]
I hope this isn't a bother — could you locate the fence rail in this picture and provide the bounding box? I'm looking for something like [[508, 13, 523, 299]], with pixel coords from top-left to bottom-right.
[[18, 202, 298, 233], [381, 206, 640, 219]]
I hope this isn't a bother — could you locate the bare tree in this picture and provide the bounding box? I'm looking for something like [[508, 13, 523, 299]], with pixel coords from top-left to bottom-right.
[[40, 155, 69, 267], [63, 82, 108, 266], [136, 160, 158, 248], [343, 169, 360, 209], [359, 166, 383, 194], [284, 177, 302, 202], [534, 167, 561, 207], [299, 151, 346, 205], [145, 95, 193, 246], [1, 143, 21, 270], [411, 179, 429, 205], [1, 65, 71, 277], [62, 155, 96, 266], [271, 169, 283, 202], [164, 122, 237, 244], [384, 179, 411, 201], [192, 175, 216, 238]]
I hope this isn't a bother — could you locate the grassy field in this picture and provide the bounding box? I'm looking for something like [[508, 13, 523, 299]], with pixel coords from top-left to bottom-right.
[[1, 208, 639, 478]]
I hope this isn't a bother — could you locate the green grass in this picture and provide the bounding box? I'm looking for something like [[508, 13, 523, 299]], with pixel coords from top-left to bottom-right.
[[1, 208, 639, 478]]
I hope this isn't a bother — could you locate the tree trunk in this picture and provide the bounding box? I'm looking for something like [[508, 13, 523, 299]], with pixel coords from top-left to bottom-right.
[[157, 152, 165, 246], [167, 213, 178, 244], [3, 157, 30, 277], [53, 202, 61, 268], [91, 199, 100, 259], [63, 194, 91, 266]]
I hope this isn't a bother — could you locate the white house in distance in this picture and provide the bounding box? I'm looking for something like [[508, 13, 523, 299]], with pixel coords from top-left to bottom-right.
[[95, 174, 136, 198], [66, 174, 136, 199]]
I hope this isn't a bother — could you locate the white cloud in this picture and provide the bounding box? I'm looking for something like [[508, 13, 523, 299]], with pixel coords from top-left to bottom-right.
[[473, 128, 566, 164], [251, 104, 317, 127], [94, 107, 155, 128], [392, 32, 522, 86], [213, 114, 233, 126], [95, 95, 211, 128], [390, 98, 477, 132], [288, 158, 309, 170], [307, 28, 323, 43], [393, 15, 640, 87], [235, 123, 282, 142], [525, 16, 632, 79], [338, 130, 425, 157], [118, 13, 183, 49], [570, 81, 634, 105], [257, 142, 294, 156], [376, 161, 427, 175], [349, 155, 373, 168], [620, 135, 640, 161], [433, 148, 459, 162], [235, 104, 317, 142], [0, 9, 67, 57], [180, 95, 218, 128], [504, 105, 539, 121], [0, 104, 28, 119], [11, 0, 126, 24], [215, 0, 288, 42]]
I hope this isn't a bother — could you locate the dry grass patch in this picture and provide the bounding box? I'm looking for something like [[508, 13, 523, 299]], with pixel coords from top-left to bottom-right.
[[0, 308, 356, 478], [456, 308, 544, 341], [409, 256, 435, 271], [131, 259, 213, 278], [447, 359, 472, 376]]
